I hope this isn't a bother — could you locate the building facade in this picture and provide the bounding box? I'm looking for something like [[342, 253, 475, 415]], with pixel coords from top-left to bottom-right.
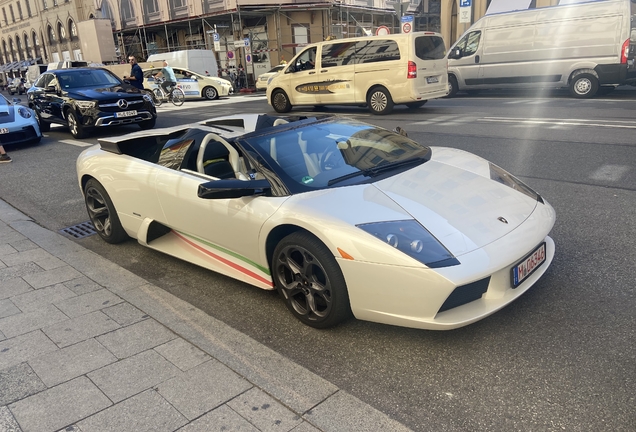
[[0, 0, 560, 81]]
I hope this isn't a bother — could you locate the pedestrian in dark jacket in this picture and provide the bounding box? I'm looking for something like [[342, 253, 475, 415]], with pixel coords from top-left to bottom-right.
[[123, 56, 144, 90]]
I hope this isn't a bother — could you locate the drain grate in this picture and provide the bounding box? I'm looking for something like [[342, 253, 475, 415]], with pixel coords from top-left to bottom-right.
[[60, 221, 97, 239]]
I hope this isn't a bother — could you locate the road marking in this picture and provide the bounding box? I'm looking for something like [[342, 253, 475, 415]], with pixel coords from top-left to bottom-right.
[[590, 165, 630, 182], [155, 94, 267, 112], [59, 139, 92, 147], [481, 117, 636, 129]]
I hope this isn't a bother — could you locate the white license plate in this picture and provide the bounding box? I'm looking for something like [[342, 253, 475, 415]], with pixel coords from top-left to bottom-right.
[[511, 242, 546, 288], [115, 110, 137, 118], [0, 128, 8, 134], [426, 76, 439, 84]]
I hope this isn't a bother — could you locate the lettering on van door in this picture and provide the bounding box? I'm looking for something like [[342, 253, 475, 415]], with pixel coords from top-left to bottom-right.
[[296, 80, 351, 94]]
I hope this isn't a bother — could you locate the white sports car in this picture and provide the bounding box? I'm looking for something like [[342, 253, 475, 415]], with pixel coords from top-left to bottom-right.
[[76, 114, 555, 330]]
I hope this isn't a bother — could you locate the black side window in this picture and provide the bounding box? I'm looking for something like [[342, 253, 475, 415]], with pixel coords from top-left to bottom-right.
[[415, 36, 446, 60], [321, 42, 357, 67], [455, 31, 481, 57], [355, 39, 400, 64]]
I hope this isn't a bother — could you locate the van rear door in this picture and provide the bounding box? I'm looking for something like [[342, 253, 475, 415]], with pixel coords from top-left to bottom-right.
[[411, 34, 447, 97]]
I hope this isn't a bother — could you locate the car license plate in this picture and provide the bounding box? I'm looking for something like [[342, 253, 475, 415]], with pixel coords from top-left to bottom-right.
[[115, 110, 137, 118], [0, 128, 8, 134], [511, 242, 546, 288], [426, 76, 439, 84]]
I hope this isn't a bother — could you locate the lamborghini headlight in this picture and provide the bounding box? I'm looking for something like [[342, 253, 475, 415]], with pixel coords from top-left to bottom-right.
[[357, 220, 459, 268], [17, 106, 32, 118], [75, 100, 96, 109]]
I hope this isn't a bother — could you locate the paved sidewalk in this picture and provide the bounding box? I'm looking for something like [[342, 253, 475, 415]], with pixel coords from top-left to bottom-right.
[[0, 199, 412, 432]]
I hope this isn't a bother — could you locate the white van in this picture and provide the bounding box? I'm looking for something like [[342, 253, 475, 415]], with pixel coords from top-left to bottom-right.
[[146, 50, 218, 77], [447, 0, 636, 98], [267, 32, 448, 115]]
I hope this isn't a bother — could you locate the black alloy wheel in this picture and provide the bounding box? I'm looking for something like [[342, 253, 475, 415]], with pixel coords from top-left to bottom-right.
[[273, 232, 352, 328], [67, 110, 87, 139], [84, 179, 128, 244]]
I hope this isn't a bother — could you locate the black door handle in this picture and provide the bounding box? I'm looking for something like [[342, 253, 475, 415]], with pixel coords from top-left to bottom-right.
[[475, 55, 480, 64]]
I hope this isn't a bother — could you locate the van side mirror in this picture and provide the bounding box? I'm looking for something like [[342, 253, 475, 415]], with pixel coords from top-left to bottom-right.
[[449, 48, 463, 60]]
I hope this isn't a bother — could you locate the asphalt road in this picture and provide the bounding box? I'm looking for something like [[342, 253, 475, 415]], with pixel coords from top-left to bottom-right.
[[1, 88, 634, 431]]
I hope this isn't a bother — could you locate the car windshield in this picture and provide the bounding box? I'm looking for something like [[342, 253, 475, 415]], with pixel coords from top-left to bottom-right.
[[244, 118, 431, 190], [57, 69, 121, 89]]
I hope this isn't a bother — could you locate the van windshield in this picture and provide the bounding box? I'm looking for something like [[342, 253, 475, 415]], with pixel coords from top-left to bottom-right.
[[415, 36, 446, 60]]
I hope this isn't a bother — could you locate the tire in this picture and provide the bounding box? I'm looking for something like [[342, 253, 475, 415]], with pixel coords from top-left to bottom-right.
[[406, 101, 427, 109], [139, 118, 156, 130], [153, 88, 163, 107], [569, 72, 598, 98], [84, 178, 128, 244], [367, 86, 394, 115], [171, 88, 185, 106], [203, 86, 218, 100], [445, 75, 459, 98], [36, 111, 50, 132], [271, 89, 292, 113], [66, 110, 87, 139], [272, 231, 352, 329]]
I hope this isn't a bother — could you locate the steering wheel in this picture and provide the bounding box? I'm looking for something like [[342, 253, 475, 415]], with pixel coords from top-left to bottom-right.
[[320, 150, 343, 171]]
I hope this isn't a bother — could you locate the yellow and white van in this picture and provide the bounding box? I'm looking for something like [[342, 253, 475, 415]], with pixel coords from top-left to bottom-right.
[[267, 32, 448, 115]]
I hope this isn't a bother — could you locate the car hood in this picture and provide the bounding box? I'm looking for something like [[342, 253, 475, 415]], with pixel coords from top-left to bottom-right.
[[69, 86, 140, 100], [372, 147, 539, 256], [0, 104, 16, 124]]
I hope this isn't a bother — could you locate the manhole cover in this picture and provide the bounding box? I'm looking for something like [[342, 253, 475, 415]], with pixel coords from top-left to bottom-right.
[[60, 221, 97, 239]]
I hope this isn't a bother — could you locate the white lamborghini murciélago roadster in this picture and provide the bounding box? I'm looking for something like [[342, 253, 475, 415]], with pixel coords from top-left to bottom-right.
[[76, 114, 556, 330]]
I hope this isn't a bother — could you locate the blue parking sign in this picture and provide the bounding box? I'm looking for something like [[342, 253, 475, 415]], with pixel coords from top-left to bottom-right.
[[460, 0, 471, 6], [213, 33, 220, 42]]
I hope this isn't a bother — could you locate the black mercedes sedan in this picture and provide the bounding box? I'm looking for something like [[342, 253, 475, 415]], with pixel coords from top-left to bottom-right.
[[27, 67, 156, 139]]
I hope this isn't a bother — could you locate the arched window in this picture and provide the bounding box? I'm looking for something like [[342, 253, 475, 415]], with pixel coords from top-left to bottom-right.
[[40, 30, 48, 60], [120, 0, 135, 21], [48, 24, 56, 44], [15, 34, 24, 60], [143, 0, 159, 14], [23, 33, 30, 58], [101, 0, 115, 29], [32, 31, 41, 58], [68, 19, 77, 39], [8, 37, 15, 61], [57, 21, 66, 41], [2, 40, 8, 63]]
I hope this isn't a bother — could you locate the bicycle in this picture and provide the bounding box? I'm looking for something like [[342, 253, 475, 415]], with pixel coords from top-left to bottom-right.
[[152, 77, 185, 107]]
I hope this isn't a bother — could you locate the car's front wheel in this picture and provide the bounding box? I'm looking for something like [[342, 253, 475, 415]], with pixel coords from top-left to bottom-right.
[[203, 86, 218, 100], [84, 179, 128, 244], [66, 110, 87, 139], [272, 231, 352, 328], [271, 89, 292, 113]]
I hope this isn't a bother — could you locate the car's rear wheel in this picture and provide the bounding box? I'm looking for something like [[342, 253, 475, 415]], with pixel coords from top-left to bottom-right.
[[67, 110, 87, 139], [272, 89, 292, 113], [569, 72, 598, 98], [272, 231, 352, 328], [367, 86, 394, 115], [35, 110, 50, 132], [84, 179, 128, 244], [203, 86, 218, 100]]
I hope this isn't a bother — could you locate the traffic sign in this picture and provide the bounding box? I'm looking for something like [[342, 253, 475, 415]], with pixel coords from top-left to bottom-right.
[[376, 25, 390, 36], [460, 0, 471, 6], [213, 33, 220, 42], [401, 15, 413, 34]]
